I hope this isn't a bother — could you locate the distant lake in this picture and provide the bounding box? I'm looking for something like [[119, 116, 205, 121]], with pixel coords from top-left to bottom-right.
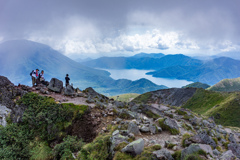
[[99, 69, 193, 88]]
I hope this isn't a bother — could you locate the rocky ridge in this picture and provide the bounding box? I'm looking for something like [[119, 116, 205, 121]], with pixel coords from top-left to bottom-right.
[[0, 75, 240, 159]]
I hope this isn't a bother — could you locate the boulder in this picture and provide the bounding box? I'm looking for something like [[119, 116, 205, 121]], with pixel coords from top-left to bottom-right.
[[181, 143, 213, 160], [202, 119, 215, 128], [128, 121, 140, 135], [189, 116, 202, 126], [64, 85, 75, 96], [110, 130, 129, 157], [220, 150, 237, 160], [228, 143, 240, 158], [163, 117, 180, 134], [198, 130, 217, 148], [0, 104, 11, 126], [121, 138, 145, 156], [152, 148, 174, 160], [140, 125, 150, 133], [47, 78, 63, 93], [0, 75, 13, 87], [228, 133, 237, 144], [149, 124, 157, 134]]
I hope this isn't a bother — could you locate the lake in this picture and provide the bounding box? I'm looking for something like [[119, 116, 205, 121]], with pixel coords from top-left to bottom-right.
[[100, 69, 193, 88]]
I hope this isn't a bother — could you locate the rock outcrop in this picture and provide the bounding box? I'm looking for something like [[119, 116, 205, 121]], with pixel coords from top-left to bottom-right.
[[47, 78, 63, 93]]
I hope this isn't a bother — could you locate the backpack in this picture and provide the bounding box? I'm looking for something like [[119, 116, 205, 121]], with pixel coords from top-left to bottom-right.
[[30, 70, 34, 76]]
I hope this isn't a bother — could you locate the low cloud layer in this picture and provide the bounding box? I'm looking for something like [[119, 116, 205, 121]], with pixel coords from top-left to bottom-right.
[[1, 0, 240, 58]]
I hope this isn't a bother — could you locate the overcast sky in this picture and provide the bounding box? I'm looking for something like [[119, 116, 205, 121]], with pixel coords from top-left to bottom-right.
[[1, 0, 240, 58]]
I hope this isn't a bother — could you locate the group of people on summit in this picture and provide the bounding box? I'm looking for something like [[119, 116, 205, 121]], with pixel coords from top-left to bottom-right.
[[30, 69, 70, 87], [30, 69, 45, 86]]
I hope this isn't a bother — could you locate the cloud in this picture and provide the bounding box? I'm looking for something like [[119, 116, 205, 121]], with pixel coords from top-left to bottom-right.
[[0, 0, 240, 57]]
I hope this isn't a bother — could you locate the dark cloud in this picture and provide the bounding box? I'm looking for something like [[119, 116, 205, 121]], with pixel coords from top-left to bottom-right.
[[0, 0, 239, 56]]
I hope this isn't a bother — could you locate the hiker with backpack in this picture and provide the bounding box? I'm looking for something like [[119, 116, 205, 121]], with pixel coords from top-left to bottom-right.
[[30, 69, 39, 87]]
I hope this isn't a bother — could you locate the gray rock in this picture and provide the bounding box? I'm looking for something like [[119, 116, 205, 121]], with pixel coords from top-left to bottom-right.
[[64, 85, 75, 96], [140, 125, 150, 133], [110, 131, 129, 157], [0, 104, 11, 126], [115, 118, 122, 124], [163, 117, 179, 132], [213, 149, 221, 156], [202, 119, 215, 128], [220, 150, 237, 160], [152, 148, 174, 160], [149, 124, 157, 134], [157, 126, 162, 132], [47, 78, 63, 93], [228, 133, 237, 144], [216, 127, 227, 135], [181, 143, 213, 160], [121, 138, 145, 156], [198, 130, 217, 148], [189, 116, 202, 126], [228, 143, 240, 158], [128, 121, 140, 135]]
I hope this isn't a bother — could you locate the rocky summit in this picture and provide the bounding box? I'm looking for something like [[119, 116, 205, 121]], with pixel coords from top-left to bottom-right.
[[0, 75, 240, 160]]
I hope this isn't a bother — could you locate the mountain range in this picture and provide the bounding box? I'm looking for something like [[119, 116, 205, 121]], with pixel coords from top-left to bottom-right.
[[81, 53, 240, 85], [0, 40, 166, 96]]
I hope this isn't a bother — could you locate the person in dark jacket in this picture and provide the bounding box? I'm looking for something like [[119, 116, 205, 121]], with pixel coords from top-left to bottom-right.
[[65, 74, 70, 87]]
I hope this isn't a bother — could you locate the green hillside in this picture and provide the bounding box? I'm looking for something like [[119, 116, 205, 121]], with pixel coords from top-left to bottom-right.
[[208, 77, 240, 91], [182, 89, 240, 127], [110, 93, 140, 102], [182, 82, 210, 89]]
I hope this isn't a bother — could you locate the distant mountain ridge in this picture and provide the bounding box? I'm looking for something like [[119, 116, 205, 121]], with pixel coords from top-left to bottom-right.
[[82, 54, 202, 70], [147, 57, 240, 85], [0, 40, 167, 96], [81, 53, 240, 85]]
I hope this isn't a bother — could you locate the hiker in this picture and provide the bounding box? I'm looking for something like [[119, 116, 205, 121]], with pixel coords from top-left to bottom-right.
[[31, 69, 39, 87], [65, 74, 70, 87], [39, 70, 46, 85]]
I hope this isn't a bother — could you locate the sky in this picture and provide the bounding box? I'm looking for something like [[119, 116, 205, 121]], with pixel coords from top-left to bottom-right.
[[0, 0, 240, 59]]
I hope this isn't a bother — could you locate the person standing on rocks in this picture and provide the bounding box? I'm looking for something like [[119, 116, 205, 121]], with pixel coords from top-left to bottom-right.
[[65, 74, 70, 87], [31, 69, 39, 87]]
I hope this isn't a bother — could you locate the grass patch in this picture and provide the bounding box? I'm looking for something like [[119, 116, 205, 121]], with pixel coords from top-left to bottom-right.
[[110, 93, 140, 102], [181, 133, 192, 147], [182, 89, 240, 127], [145, 110, 160, 119], [172, 150, 182, 160], [77, 134, 111, 160], [132, 92, 152, 104]]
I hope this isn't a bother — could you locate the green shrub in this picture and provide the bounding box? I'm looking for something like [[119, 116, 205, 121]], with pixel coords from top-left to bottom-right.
[[53, 136, 84, 160], [176, 109, 187, 115], [181, 133, 191, 147], [145, 110, 160, 119], [0, 124, 32, 159], [78, 134, 111, 160], [29, 140, 53, 160], [114, 142, 128, 151], [0, 93, 89, 160], [184, 153, 205, 160], [167, 143, 176, 149], [134, 145, 162, 160], [172, 150, 182, 160], [113, 151, 134, 160], [212, 137, 218, 145]]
